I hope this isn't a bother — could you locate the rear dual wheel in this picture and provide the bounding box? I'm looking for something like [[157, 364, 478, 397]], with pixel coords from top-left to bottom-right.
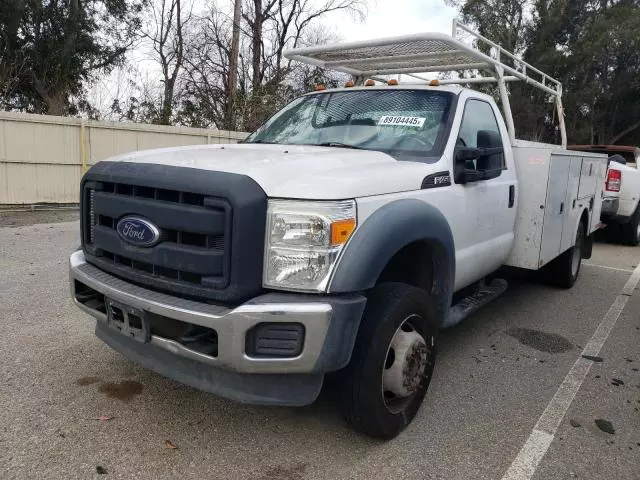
[[340, 283, 438, 439], [546, 221, 585, 288], [621, 206, 640, 246]]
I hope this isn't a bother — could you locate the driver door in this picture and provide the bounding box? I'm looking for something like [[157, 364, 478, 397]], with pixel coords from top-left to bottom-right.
[[452, 99, 516, 289]]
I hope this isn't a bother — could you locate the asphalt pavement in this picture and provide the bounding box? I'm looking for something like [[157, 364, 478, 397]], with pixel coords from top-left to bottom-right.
[[0, 213, 639, 480]]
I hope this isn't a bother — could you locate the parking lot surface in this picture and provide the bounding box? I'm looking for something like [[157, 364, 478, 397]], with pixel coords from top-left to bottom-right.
[[1, 213, 639, 480]]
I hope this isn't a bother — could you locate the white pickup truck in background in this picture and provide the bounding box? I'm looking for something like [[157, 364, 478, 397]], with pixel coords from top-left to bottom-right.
[[570, 145, 640, 245], [69, 22, 607, 438]]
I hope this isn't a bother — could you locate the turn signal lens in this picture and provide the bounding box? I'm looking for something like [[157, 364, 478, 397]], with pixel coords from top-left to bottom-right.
[[331, 218, 356, 245]]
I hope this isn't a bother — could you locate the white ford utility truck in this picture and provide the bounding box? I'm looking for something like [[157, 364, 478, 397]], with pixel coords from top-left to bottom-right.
[[69, 22, 607, 438], [569, 145, 640, 245]]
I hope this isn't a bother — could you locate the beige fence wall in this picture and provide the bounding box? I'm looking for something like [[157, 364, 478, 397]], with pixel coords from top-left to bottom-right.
[[0, 111, 248, 205]]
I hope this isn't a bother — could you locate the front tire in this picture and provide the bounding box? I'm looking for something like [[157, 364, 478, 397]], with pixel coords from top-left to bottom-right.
[[340, 283, 438, 439]]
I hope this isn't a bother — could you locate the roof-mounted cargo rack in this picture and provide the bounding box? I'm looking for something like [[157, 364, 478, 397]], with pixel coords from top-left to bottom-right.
[[284, 20, 566, 148]]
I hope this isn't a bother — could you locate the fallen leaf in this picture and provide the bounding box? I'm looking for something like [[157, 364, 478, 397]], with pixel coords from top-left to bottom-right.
[[164, 440, 178, 449], [611, 378, 625, 386], [595, 419, 615, 434], [570, 419, 581, 428], [96, 466, 107, 474], [95, 415, 113, 422], [582, 355, 603, 362]]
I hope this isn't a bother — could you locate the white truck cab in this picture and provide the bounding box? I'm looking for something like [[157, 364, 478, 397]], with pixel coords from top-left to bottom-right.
[[69, 22, 607, 439]]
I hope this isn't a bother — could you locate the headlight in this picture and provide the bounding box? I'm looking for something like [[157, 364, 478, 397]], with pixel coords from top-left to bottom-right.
[[264, 200, 357, 292]]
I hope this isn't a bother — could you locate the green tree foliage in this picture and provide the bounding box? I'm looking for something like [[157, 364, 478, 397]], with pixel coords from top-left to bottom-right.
[[0, 0, 144, 115], [448, 0, 640, 145]]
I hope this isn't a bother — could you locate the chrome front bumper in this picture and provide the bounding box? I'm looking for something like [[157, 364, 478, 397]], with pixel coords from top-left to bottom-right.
[[70, 250, 364, 376]]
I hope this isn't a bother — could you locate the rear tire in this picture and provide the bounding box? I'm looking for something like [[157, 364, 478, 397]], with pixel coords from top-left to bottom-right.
[[620, 206, 640, 246], [339, 283, 438, 439], [546, 221, 585, 288]]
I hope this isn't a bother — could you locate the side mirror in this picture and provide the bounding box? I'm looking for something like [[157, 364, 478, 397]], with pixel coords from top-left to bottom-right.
[[455, 146, 483, 163], [454, 145, 504, 184], [457, 169, 484, 183]]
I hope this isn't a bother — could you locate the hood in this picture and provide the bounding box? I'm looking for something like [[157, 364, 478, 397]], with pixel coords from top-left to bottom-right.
[[104, 143, 432, 199]]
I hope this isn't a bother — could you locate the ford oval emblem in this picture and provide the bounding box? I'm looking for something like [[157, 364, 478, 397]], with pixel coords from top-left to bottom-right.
[[116, 217, 161, 247]]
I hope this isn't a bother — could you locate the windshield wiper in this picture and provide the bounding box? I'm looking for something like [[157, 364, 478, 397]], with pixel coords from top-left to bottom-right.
[[309, 142, 367, 150]]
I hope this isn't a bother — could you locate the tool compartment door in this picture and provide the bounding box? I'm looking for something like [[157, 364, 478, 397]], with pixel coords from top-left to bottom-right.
[[540, 155, 571, 266], [560, 156, 583, 253], [578, 157, 598, 200]]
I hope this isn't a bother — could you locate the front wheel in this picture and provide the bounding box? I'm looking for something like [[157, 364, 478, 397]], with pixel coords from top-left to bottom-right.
[[339, 283, 438, 439]]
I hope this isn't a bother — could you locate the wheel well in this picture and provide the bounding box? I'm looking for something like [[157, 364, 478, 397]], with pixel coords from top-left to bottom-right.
[[376, 241, 435, 293]]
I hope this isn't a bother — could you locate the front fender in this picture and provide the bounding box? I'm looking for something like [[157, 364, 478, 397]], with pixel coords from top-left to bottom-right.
[[328, 199, 455, 326]]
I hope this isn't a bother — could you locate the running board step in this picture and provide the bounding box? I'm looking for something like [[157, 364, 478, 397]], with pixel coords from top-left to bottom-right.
[[443, 278, 508, 328]]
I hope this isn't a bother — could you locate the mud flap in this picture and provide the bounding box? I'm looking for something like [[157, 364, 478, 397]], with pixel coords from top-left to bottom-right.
[[583, 233, 594, 259]]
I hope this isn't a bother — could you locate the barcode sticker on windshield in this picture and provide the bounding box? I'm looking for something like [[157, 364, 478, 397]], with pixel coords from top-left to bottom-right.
[[378, 116, 426, 128]]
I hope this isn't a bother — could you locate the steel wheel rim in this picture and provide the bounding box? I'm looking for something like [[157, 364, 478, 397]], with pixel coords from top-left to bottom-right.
[[381, 314, 430, 414]]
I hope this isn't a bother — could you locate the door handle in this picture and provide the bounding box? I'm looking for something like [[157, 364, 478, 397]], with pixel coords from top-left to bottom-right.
[[508, 185, 515, 208], [560, 202, 564, 214]]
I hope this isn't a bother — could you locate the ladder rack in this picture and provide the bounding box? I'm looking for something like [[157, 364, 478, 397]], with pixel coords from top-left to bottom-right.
[[284, 20, 567, 148]]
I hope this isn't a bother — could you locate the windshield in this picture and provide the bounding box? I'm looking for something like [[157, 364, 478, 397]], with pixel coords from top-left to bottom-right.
[[245, 89, 454, 162]]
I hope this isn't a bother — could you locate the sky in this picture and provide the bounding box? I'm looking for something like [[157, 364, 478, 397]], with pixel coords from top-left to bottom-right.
[[214, 0, 459, 68], [323, 0, 457, 40], [215, 0, 457, 41]]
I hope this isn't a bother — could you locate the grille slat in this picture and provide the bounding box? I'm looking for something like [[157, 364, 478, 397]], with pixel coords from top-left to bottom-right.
[[94, 216, 223, 251], [98, 248, 203, 285]]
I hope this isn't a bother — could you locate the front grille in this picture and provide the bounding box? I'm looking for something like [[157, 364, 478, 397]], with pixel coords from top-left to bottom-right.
[[97, 213, 225, 249], [81, 161, 267, 303], [99, 250, 203, 284]]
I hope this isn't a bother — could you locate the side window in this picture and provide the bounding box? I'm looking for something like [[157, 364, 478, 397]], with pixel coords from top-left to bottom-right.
[[457, 99, 505, 178]]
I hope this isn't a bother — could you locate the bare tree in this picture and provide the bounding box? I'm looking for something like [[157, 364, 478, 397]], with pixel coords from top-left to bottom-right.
[[144, 0, 192, 125], [225, 0, 243, 130], [174, 0, 364, 131], [243, 0, 364, 89], [179, 10, 229, 128]]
